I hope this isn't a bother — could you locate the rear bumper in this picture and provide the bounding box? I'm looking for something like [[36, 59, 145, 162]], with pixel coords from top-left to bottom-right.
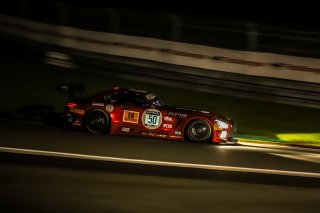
[[62, 113, 83, 129]]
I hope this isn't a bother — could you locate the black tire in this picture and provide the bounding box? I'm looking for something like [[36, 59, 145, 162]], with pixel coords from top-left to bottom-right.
[[84, 109, 110, 133], [186, 119, 212, 142]]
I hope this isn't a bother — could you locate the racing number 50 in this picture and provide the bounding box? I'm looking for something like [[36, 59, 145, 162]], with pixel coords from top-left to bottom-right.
[[147, 114, 158, 125]]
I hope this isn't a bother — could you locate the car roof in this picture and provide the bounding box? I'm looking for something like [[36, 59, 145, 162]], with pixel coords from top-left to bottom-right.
[[89, 87, 155, 100], [113, 87, 150, 95]]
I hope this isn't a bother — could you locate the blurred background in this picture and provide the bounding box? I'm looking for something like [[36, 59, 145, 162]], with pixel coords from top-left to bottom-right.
[[0, 0, 319, 143]]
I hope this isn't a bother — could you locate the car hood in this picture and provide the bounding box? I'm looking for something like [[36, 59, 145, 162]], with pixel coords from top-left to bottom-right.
[[167, 106, 234, 123]]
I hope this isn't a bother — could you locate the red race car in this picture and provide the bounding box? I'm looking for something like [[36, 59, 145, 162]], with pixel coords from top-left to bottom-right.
[[61, 85, 238, 144]]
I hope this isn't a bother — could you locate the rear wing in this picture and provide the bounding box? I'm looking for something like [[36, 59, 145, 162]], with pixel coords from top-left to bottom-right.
[[56, 83, 86, 100]]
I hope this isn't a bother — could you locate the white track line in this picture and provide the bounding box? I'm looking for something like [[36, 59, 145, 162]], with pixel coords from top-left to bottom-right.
[[0, 146, 320, 178]]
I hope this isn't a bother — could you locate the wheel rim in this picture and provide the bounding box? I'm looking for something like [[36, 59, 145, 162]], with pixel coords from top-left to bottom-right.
[[86, 110, 108, 133], [188, 120, 211, 142]]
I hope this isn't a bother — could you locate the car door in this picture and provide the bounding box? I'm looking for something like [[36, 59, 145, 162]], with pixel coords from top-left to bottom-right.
[[116, 93, 149, 133]]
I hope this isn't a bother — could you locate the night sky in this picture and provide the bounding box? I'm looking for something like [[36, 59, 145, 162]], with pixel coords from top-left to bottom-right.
[[1, 0, 320, 31], [103, 0, 320, 30]]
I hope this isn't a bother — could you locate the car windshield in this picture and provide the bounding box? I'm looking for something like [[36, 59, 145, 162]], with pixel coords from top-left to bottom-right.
[[152, 97, 168, 107]]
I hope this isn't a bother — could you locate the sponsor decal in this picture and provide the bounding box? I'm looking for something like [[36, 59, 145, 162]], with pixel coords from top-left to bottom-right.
[[163, 123, 173, 129], [168, 112, 187, 118], [142, 132, 166, 137], [142, 109, 163, 129], [164, 116, 173, 122], [145, 94, 156, 100], [69, 108, 84, 115], [92, 102, 104, 107], [121, 127, 130, 132], [105, 104, 114, 112], [144, 132, 155, 136], [133, 130, 141, 134], [156, 133, 167, 138], [200, 111, 210, 114], [170, 135, 182, 139], [175, 131, 182, 136], [123, 110, 139, 124]]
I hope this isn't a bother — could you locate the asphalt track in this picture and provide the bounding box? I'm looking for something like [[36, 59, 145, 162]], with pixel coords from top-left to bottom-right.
[[0, 119, 319, 212]]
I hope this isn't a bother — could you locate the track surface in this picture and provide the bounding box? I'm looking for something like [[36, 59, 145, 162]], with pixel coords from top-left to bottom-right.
[[0, 119, 319, 212]]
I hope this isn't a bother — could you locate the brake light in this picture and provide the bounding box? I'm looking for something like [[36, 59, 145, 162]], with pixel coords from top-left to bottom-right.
[[114, 86, 120, 90], [66, 102, 77, 108]]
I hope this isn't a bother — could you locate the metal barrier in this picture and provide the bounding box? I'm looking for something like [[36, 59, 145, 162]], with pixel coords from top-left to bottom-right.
[[70, 50, 320, 109], [0, 14, 319, 109], [2, 2, 320, 58]]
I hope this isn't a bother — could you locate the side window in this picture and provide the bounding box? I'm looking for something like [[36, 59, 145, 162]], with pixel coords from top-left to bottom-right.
[[134, 96, 149, 107], [103, 94, 112, 101], [102, 93, 148, 107], [121, 94, 135, 105], [118, 94, 148, 107], [103, 93, 118, 103]]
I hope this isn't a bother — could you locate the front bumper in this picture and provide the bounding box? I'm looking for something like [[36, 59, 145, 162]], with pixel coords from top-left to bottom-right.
[[227, 137, 238, 144], [213, 122, 238, 144]]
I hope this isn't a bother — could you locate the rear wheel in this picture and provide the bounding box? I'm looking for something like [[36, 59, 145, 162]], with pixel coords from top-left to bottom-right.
[[186, 119, 212, 142], [84, 109, 110, 133]]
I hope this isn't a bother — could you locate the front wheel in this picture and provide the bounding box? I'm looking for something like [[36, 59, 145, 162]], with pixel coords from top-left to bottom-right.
[[186, 119, 212, 143], [84, 109, 110, 133]]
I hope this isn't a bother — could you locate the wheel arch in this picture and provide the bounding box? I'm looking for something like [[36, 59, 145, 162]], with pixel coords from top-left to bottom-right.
[[82, 108, 111, 133], [183, 117, 214, 142]]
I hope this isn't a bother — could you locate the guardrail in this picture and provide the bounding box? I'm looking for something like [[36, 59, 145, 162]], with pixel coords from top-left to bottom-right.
[[0, 14, 319, 84], [0, 14, 319, 109], [2, 2, 320, 58]]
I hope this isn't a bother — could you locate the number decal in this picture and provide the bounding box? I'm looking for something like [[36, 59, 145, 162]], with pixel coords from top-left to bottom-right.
[[146, 114, 158, 125], [142, 109, 162, 129], [151, 115, 158, 124]]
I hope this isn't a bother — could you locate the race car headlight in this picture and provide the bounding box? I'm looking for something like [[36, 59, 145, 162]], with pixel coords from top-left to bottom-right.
[[220, 131, 227, 139], [215, 120, 229, 129]]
